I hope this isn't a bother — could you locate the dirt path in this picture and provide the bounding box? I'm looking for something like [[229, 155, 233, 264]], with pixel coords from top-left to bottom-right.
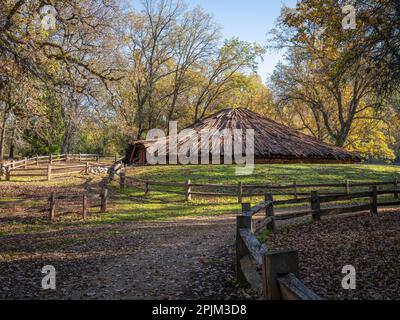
[[0, 215, 257, 300]]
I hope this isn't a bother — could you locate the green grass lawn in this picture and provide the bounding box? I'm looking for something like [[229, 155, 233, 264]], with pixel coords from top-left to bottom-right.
[[1, 163, 399, 237], [125, 163, 400, 185]]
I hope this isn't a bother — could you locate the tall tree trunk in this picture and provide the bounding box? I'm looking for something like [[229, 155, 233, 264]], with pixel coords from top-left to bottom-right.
[[8, 122, 16, 159]]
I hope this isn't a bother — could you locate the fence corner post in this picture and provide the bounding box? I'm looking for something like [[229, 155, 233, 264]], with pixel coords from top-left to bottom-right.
[[370, 185, 378, 215], [311, 191, 321, 221], [238, 182, 243, 204], [262, 250, 299, 300], [185, 179, 192, 202]]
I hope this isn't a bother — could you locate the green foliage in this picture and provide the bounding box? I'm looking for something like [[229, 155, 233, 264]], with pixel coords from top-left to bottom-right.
[[22, 93, 64, 156]]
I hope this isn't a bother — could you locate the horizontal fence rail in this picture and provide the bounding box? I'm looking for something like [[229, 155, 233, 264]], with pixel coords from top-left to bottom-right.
[[237, 187, 400, 299], [119, 173, 400, 205], [0, 189, 109, 221], [1, 154, 121, 181], [236, 196, 321, 300]]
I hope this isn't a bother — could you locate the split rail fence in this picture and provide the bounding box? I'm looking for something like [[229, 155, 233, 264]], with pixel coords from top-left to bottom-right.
[[237, 187, 400, 300], [0, 188, 109, 222], [119, 173, 399, 204], [1, 154, 119, 181]]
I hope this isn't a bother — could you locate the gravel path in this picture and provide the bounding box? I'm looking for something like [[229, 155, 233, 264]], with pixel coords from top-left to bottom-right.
[[0, 215, 257, 300]]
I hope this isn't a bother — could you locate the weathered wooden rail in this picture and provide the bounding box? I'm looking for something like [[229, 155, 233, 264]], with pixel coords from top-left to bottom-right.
[[236, 196, 321, 300], [1, 154, 119, 181], [237, 187, 400, 300], [275, 187, 400, 221], [0, 188, 109, 222]]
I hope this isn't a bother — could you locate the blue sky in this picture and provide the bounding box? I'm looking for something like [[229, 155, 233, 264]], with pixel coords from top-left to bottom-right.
[[129, 0, 299, 81], [186, 0, 298, 81]]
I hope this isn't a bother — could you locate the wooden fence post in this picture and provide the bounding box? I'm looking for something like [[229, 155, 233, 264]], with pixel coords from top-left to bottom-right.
[[36, 156, 39, 166], [394, 178, 399, 200], [49, 193, 56, 222], [101, 188, 108, 213], [238, 182, 243, 204], [262, 250, 300, 300], [185, 179, 192, 201], [311, 191, 321, 221], [49, 154, 53, 164], [236, 215, 252, 286], [293, 181, 298, 200], [12, 160, 15, 169], [370, 185, 378, 215], [265, 194, 276, 232], [24, 157, 28, 169], [241, 203, 251, 214], [47, 165, 52, 181], [82, 193, 88, 219], [120, 171, 126, 189], [345, 179, 350, 195]]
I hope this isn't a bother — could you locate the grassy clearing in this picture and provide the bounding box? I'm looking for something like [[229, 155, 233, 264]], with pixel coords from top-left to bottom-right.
[[0, 164, 399, 238], [125, 163, 400, 185]]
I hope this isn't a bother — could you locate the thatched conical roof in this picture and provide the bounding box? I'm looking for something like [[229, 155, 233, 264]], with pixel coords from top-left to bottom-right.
[[126, 108, 361, 164]]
